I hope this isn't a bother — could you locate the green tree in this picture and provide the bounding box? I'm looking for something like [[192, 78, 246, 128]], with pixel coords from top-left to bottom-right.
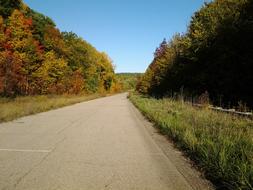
[[138, 0, 253, 109], [0, 0, 22, 18]]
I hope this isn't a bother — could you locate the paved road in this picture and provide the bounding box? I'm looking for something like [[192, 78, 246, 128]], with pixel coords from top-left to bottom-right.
[[0, 93, 212, 190]]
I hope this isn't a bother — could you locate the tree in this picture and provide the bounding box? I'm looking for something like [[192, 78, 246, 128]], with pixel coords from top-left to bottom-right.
[[7, 9, 42, 95], [0, 1, 118, 96], [44, 26, 67, 57], [26, 8, 55, 43], [138, 0, 253, 109], [68, 69, 84, 94], [0, 0, 22, 18], [35, 51, 69, 94], [0, 16, 5, 48], [0, 51, 25, 96]]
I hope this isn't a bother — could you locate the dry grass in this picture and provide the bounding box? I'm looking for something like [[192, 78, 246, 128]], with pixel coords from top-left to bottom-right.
[[129, 92, 253, 190], [0, 94, 104, 123]]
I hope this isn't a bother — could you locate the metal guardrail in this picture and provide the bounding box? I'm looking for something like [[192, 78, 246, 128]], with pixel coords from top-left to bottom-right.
[[191, 103, 253, 119]]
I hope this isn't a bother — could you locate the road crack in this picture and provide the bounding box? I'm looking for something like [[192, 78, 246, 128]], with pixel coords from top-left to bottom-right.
[[13, 137, 66, 189]]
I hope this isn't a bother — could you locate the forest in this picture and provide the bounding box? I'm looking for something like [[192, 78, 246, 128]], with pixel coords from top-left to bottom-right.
[[137, 0, 253, 110], [0, 0, 119, 97], [116, 73, 142, 91]]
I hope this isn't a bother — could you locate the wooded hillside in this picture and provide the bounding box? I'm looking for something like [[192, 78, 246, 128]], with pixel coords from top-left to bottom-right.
[[137, 0, 253, 109], [0, 0, 119, 96]]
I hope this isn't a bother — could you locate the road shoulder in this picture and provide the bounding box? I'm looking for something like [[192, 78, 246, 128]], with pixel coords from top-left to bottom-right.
[[128, 99, 215, 190]]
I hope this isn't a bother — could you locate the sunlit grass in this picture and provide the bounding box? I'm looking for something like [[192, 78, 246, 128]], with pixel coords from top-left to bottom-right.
[[0, 94, 103, 123], [129, 92, 253, 190]]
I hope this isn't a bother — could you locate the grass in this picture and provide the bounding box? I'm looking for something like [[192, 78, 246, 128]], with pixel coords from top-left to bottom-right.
[[0, 93, 105, 123], [129, 92, 253, 190]]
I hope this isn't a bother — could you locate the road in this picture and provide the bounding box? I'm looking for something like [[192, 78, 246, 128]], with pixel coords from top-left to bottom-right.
[[0, 93, 213, 190]]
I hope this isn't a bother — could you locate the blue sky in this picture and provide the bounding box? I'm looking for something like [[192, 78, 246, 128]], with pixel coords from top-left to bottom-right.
[[23, 0, 207, 73]]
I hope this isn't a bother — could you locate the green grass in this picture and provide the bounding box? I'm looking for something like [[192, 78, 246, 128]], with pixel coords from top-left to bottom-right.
[[129, 92, 253, 190], [0, 94, 104, 123]]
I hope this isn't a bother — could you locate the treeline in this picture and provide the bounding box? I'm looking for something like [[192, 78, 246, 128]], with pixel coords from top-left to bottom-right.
[[137, 0, 253, 109], [116, 73, 142, 91], [0, 0, 119, 96]]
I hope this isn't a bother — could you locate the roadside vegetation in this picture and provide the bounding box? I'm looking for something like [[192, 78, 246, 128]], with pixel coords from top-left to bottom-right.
[[116, 73, 142, 91], [129, 92, 253, 190], [137, 0, 253, 109], [0, 93, 106, 123], [135, 1, 253, 188], [0, 0, 120, 97], [0, 1, 122, 122]]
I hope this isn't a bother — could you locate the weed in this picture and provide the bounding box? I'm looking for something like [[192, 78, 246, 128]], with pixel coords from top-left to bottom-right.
[[129, 92, 253, 190], [0, 94, 103, 123]]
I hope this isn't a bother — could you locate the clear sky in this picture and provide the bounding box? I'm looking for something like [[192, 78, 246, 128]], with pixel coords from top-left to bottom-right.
[[23, 0, 207, 73]]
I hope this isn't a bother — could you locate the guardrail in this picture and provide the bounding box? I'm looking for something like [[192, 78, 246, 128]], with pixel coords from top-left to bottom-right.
[[191, 103, 253, 119]]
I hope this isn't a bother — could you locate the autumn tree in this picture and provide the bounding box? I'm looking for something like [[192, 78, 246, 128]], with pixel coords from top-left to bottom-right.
[[26, 9, 55, 43], [0, 51, 26, 96], [0, 0, 118, 96], [98, 52, 115, 91], [68, 69, 84, 94], [35, 51, 69, 94], [0, 0, 22, 18], [6, 9, 43, 95], [0, 11, 28, 96]]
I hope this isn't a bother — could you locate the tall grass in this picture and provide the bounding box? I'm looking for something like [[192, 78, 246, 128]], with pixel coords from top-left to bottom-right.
[[129, 92, 253, 190], [0, 94, 103, 123]]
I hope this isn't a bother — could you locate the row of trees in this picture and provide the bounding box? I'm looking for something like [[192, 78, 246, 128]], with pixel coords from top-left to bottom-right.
[[116, 73, 142, 91], [0, 0, 119, 96], [137, 0, 253, 109]]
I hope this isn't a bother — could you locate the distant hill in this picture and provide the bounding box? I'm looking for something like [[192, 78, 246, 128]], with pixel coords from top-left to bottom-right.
[[116, 73, 142, 91]]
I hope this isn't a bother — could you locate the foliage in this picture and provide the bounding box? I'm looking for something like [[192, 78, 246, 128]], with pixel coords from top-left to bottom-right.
[[0, 0, 119, 97], [137, 0, 253, 109], [116, 73, 142, 91], [129, 92, 253, 190], [0, 0, 22, 18]]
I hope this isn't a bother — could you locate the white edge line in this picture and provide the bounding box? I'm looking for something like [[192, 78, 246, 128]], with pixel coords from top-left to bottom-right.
[[0, 148, 51, 153]]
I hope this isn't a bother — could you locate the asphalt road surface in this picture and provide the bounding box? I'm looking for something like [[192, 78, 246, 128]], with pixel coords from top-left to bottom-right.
[[0, 93, 213, 190]]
